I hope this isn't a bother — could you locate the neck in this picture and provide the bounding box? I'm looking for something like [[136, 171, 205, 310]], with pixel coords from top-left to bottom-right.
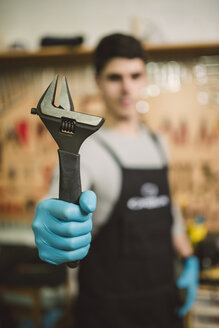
[[105, 114, 140, 136]]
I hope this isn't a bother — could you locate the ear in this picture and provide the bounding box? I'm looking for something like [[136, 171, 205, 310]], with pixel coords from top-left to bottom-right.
[[142, 70, 147, 83], [95, 74, 105, 94], [95, 74, 101, 89]]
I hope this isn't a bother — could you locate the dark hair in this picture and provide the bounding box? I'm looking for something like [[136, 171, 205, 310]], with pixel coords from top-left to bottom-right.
[[94, 33, 147, 75]]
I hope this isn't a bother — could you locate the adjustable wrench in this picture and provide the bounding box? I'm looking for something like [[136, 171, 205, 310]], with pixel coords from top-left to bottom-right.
[[31, 75, 105, 267]]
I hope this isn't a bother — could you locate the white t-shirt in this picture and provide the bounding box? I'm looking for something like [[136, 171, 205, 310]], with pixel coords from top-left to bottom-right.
[[48, 125, 185, 236]]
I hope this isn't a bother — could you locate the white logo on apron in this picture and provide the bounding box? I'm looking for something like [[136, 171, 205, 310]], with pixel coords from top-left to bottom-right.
[[127, 183, 170, 210]]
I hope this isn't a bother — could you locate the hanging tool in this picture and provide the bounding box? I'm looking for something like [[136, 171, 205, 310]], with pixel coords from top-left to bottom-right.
[[31, 75, 105, 267]]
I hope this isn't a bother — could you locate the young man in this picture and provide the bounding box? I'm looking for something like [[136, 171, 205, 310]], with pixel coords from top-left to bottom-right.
[[32, 33, 199, 328]]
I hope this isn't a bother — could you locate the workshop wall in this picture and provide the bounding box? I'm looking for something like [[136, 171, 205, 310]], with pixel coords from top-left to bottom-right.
[[0, 0, 219, 50]]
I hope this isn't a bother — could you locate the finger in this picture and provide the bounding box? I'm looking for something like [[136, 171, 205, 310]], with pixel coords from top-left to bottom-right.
[[39, 244, 90, 265], [79, 191, 96, 213], [178, 301, 190, 317], [47, 215, 92, 237], [176, 275, 187, 289], [178, 288, 195, 317], [38, 199, 89, 222], [36, 231, 92, 251]]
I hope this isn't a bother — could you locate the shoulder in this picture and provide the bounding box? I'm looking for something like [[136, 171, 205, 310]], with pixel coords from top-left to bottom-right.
[[157, 133, 169, 152], [141, 125, 169, 150], [151, 130, 170, 163], [79, 128, 119, 175]]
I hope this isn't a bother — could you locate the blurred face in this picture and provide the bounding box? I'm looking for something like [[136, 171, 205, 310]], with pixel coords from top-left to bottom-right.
[[96, 57, 146, 121]]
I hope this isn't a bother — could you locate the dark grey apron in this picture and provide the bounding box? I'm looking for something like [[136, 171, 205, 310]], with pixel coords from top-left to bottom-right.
[[75, 134, 182, 328]]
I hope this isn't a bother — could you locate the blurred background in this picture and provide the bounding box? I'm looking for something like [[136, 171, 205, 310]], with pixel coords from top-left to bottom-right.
[[0, 0, 219, 327]]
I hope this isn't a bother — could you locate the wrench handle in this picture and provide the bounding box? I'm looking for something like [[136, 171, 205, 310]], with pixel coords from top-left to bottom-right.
[[58, 149, 81, 268]]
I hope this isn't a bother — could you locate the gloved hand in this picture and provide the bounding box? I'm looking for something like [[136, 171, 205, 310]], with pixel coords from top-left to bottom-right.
[[176, 256, 199, 316], [32, 190, 96, 265]]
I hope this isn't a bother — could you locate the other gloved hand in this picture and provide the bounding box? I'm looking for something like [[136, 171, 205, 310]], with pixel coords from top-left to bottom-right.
[[32, 190, 96, 265], [176, 256, 199, 316]]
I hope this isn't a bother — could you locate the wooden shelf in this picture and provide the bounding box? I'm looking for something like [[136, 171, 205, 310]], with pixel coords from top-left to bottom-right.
[[0, 42, 219, 68], [0, 45, 92, 68], [145, 42, 219, 60]]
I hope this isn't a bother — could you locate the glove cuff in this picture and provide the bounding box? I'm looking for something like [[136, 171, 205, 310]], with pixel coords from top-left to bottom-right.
[[183, 256, 199, 270]]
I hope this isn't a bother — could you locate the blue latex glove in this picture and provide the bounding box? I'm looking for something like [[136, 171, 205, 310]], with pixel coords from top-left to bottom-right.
[[32, 190, 96, 265], [176, 256, 199, 316]]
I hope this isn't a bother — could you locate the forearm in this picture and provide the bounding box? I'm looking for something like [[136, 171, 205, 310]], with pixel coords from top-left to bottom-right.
[[172, 232, 193, 258], [171, 203, 193, 258]]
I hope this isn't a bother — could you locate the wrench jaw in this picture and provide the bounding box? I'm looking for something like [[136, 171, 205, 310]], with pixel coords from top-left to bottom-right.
[[31, 75, 105, 153], [38, 75, 74, 114], [59, 76, 74, 111]]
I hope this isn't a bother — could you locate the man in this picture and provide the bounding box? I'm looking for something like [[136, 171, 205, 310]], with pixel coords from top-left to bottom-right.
[[32, 33, 199, 328]]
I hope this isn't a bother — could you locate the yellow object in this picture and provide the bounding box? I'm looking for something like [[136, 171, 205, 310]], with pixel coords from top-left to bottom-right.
[[187, 215, 208, 244], [201, 266, 219, 280]]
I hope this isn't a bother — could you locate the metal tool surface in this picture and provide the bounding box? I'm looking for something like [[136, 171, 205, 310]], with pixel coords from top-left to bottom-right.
[[31, 75, 105, 268]]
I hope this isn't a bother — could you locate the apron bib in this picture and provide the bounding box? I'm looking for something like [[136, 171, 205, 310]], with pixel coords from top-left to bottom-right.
[[76, 134, 182, 328]]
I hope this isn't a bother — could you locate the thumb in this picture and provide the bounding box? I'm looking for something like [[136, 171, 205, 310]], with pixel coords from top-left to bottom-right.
[[79, 190, 96, 213], [176, 274, 187, 289]]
